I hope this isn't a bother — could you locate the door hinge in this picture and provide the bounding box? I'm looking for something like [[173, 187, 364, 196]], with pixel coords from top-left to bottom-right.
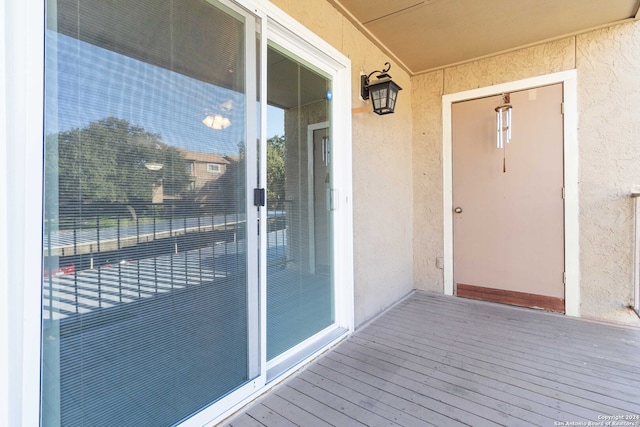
[[562, 187, 565, 199], [253, 188, 266, 207], [563, 271, 567, 285], [561, 102, 565, 115]]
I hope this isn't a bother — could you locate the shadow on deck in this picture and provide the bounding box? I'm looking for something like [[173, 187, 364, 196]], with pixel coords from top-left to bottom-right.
[[226, 291, 640, 427]]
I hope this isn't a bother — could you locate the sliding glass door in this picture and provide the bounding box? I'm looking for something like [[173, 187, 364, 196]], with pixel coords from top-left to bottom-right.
[[265, 45, 335, 363], [40, 0, 349, 424], [42, 0, 260, 425]]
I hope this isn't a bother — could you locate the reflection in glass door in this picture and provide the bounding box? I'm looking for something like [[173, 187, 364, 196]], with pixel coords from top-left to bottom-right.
[[266, 45, 335, 362], [41, 0, 260, 425]]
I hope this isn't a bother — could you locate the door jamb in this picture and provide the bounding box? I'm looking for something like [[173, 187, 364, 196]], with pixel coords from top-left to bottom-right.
[[442, 70, 579, 317]]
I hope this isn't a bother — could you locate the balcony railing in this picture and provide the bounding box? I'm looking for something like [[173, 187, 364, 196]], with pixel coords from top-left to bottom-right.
[[43, 202, 289, 322]]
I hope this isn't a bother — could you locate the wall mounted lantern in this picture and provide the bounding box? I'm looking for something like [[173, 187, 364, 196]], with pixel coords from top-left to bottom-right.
[[361, 62, 402, 115]]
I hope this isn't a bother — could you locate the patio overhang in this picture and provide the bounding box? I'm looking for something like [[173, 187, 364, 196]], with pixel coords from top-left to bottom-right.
[[328, 0, 640, 74]]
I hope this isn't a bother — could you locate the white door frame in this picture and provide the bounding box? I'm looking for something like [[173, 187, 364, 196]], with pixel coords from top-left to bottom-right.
[[442, 70, 579, 317]]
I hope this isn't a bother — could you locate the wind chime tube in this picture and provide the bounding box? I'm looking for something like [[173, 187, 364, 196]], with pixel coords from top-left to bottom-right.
[[507, 107, 512, 143], [496, 110, 502, 148]]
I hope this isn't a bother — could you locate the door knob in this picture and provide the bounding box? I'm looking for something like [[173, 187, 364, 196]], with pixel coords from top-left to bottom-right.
[[454, 207, 463, 213]]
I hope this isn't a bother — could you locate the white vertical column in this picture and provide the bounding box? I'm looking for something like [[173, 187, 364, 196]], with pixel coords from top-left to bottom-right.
[[633, 192, 640, 314], [4, 0, 45, 425]]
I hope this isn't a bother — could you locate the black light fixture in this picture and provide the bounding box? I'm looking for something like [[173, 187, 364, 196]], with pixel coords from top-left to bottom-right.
[[361, 62, 402, 115]]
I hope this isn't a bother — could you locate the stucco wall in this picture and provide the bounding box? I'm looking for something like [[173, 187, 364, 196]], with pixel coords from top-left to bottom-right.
[[412, 21, 640, 325], [576, 23, 640, 324], [271, 0, 415, 327]]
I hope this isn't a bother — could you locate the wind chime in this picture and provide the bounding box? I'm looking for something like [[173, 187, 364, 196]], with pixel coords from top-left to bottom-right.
[[495, 93, 512, 173]]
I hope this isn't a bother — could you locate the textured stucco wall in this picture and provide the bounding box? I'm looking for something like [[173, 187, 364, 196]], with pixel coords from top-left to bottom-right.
[[272, 0, 415, 327], [412, 22, 640, 325], [576, 23, 640, 324]]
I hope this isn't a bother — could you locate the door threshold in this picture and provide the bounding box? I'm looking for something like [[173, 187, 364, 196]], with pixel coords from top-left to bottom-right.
[[266, 326, 347, 383], [457, 283, 565, 313]]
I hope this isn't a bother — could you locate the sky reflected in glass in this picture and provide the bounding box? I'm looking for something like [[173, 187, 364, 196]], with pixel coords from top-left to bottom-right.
[[45, 32, 284, 156]]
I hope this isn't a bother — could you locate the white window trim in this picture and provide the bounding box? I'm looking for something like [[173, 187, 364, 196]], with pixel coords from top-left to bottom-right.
[[3, 1, 46, 426], [3, 0, 353, 425], [442, 70, 580, 317], [255, 0, 354, 339]]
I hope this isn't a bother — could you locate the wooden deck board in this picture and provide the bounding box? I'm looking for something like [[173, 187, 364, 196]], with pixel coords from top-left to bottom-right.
[[301, 368, 431, 426], [224, 291, 640, 426], [259, 394, 333, 427], [370, 318, 640, 408], [354, 327, 610, 420], [404, 295, 640, 367], [346, 335, 572, 423], [285, 376, 400, 427], [341, 337, 559, 425], [274, 383, 369, 427]]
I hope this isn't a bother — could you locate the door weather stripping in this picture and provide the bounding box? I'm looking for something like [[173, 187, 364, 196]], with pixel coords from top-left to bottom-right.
[[253, 188, 266, 207]]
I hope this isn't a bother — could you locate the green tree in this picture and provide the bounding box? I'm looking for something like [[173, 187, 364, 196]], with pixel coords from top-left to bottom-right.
[[267, 135, 285, 202], [50, 117, 190, 220]]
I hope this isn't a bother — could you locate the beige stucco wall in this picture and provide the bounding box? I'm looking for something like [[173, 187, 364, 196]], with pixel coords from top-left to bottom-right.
[[412, 21, 640, 325], [576, 22, 640, 324], [271, 0, 415, 327]]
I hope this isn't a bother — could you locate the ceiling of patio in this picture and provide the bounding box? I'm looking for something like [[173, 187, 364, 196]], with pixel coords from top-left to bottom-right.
[[329, 0, 640, 75]]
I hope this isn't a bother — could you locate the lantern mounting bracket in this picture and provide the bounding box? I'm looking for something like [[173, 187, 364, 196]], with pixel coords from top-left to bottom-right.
[[361, 62, 391, 100]]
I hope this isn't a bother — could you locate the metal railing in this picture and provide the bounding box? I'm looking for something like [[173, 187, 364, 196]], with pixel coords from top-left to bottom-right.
[[43, 203, 289, 322]]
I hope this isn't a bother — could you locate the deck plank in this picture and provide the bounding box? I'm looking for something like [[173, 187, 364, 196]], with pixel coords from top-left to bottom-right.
[[259, 394, 333, 427], [338, 338, 558, 425], [317, 355, 471, 427], [346, 334, 575, 423], [301, 368, 433, 427], [403, 294, 640, 369], [285, 376, 401, 427], [274, 382, 370, 427], [361, 320, 637, 416], [224, 292, 640, 426], [369, 318, 640, 409]]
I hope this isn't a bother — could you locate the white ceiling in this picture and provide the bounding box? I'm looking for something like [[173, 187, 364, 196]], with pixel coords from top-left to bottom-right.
[[329, 0, 640, 75]]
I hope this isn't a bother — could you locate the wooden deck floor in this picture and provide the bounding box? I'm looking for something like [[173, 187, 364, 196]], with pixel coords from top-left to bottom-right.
[[225, 291, 640, 427]]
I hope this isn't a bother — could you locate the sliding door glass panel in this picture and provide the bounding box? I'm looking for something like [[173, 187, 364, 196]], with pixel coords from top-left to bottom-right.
[[266, 45, 335, 360], [42, 0, 258, 425]]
